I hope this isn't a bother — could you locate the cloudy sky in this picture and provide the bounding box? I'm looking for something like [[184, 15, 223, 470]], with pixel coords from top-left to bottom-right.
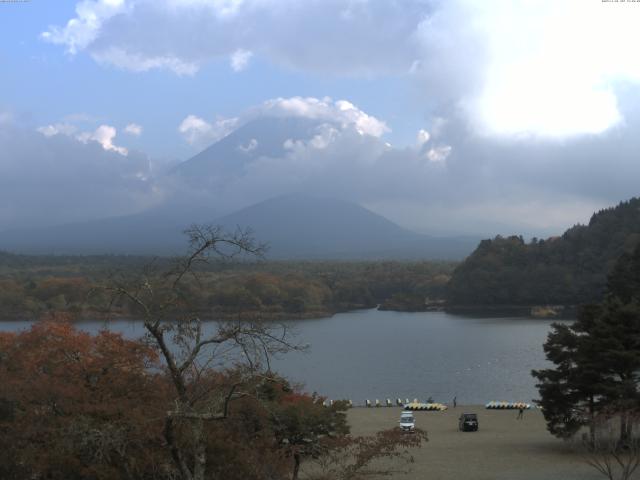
[[1, 0, 640, 236]]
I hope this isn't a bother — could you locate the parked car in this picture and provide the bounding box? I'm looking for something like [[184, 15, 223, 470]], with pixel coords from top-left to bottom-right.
[[458, 413, 478, 431], [399, 410, 416, 432]]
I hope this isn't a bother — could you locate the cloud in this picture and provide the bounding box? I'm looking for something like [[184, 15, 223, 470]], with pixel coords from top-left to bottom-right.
[[425, 145, 451, 163], [6, 92, 640, 238], [41, 0, 128, 54], [78, 125, 128, 155], [416, 129, 430, 147], [0, 120, 160, 230], [178, 114, 239, 146], [43, 0, 640, 139], [230, 49, 253, 72], [168, 94, 640, 237], [178, 97, 389, 153], [124, 122, 143, 136], [42, 0, 429, 76], [258, 96, 389, 137], [37, 121, 129, 155], [411, 0, 640, 138], [237, 138, 258, 153], [93, 47, 199, 76], [37, 123, 78, 137]]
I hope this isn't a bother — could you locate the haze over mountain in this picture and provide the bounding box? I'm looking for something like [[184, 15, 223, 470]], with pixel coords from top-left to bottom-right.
[[0, 109, 478, 260], [0, 193, 478, 259], [214, 194, 478, 259], [0, 204, 216, 256]]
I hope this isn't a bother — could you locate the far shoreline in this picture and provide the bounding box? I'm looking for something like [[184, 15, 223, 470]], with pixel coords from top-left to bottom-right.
[[0, 304, 577, 323]]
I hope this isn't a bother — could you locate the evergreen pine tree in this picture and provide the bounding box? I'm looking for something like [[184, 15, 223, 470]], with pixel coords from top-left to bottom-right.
[[533, 244, 640, 443]]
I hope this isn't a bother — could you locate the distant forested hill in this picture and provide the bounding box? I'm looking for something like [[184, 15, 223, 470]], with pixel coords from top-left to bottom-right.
[[446, 197, 640, 306]]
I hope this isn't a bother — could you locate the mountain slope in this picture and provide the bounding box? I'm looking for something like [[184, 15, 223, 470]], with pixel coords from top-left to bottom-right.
[[0, 194, 478, 259], [446, 197, 640, 306], [215, 194, 477, 259]]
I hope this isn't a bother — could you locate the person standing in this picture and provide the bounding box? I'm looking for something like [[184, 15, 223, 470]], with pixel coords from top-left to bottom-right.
[[517, 406, 524, 420], [453, 396, 457, 408]]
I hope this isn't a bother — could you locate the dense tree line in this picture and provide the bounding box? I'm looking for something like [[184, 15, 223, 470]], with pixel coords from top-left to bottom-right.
[[447, 197, 640, 307], [0, 255, 454, 320]]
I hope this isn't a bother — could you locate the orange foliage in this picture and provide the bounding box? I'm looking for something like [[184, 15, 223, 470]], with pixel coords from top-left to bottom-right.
[[0, 321, 169, 479]]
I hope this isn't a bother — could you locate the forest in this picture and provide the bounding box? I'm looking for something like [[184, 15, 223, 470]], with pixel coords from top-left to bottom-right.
[[447, 198, 640, 308], [0, 250, 454, 321]]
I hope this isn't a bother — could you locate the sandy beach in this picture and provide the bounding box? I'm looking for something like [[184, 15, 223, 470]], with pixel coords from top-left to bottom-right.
[[346, 406, 604, 480]]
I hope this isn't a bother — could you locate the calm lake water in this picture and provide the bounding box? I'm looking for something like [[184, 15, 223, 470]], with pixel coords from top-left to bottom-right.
[[0, 309, 567, 405]]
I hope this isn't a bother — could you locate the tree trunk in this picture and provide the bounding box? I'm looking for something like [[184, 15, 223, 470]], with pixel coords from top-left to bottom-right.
[[292, 452, 301, 480], [165, 416, 194, 480], [589, 396, 596, 447], [620, 413, 630, 446], [193, 418, 207, 480]]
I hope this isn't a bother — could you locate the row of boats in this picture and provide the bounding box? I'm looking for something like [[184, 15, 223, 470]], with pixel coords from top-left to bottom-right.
[[339, 399, 533, 409], [403, 402, 449, 411], [485, 401, 532, 410]]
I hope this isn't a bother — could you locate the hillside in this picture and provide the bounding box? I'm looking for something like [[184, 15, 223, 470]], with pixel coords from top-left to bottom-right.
[[446, 197, 640, 307], [215, 194, 477, 260], [0, 194, 478, 259]]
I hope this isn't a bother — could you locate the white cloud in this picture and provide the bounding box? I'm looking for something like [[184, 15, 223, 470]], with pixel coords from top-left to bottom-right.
[[416, 129, 430, 146], [93, 47, 199, 76], [230, 48, 253, 72], [425, 145, 451, 163], [179, 97, 388, 150], [77, 125, 128, 155], [36, 121, 128, 155], [60, 0, 640, 140], [457, 0, 639, 138], [41, 0, 428, 75], [41, 0, 128, 54], [261, 97, 389, 137], [124, 123, 143, 136], [37, 123, 78, 137], [237, 138, 258, 153], [408, 0, 640, 139], [44, 1, 640, 138], [178, 114, 239, 146]]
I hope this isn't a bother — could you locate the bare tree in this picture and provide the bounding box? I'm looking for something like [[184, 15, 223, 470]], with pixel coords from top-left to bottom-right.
[[105, 225, 301, 480], [305, 428, 428, 480], [577, 411, 640, 480]]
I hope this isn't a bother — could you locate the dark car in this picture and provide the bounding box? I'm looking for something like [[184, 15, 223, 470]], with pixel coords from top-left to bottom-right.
[[458, 413, 479, 431]]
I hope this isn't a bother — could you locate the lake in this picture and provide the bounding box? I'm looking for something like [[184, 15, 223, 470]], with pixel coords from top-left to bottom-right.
[[0, 309, 566, 405]]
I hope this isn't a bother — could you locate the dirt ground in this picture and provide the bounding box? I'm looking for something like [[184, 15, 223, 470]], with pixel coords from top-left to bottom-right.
[[345, 406, 606, 480]]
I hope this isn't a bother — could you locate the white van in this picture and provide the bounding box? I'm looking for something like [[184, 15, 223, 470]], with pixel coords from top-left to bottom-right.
[[399, 410, 416, 432]]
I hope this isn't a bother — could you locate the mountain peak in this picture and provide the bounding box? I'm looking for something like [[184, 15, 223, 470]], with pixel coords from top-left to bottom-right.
[[174, 116, 324, 179]]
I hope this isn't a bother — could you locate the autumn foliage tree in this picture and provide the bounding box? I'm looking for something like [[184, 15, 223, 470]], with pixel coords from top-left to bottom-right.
[[0, 317, 168, 479]]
